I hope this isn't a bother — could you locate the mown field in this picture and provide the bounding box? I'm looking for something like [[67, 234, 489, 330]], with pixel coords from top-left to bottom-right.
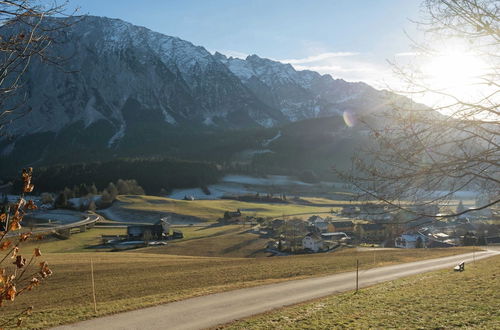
[[139, 225, 271, 257], [19, 225, 248, 255], [107, 195, 346, 222], [19, 227, 125, 253], [224, 254, 500, 329], [1, 247, 476, 329]]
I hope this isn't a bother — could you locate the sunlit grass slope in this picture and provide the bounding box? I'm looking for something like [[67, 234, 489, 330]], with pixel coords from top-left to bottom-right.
[[226, 255, 500, 329], [2, 247, 476, 329], [111, 195, 340, 221], [139, 225, 271, 257], [20, 228, 124, 253]]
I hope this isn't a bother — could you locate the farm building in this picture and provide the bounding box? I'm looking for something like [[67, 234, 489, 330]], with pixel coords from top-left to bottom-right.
[[330, 221, 354, 233], [127, 218, 171, 240], [321, 232, 350, 242], [395, 233, 428, 248], [302, 232, 324, 252], [127, 224, 164, 240], [355, 223, 387, 242], [308, 216, 328, 232]]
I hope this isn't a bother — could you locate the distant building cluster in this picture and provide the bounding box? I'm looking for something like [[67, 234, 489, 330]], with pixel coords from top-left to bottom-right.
[[261, 201, 499, 254]]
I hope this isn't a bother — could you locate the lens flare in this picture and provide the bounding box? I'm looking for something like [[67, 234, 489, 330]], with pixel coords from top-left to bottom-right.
[[343, 111, 357, 127]]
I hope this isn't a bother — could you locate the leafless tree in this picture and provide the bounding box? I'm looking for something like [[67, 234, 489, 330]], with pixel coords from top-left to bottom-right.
[[0, 0, 75, 132], [0, 2, 76, 326], [344, 0, 499, 220]]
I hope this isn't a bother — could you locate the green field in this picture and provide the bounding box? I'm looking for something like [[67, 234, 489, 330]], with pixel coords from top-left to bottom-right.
[[19, 227, 124, 253], [19, 225, 249, 255], [225, 255, 500, 329], [108, 195, 343, 222], [1, 247, 477, 329]]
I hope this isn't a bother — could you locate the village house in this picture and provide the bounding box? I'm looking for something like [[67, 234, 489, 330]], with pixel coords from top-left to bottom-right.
[[308, 215, 328, 232], [127, 218, 177, 241], [395, 233, 428, 248], [127, 224, 164, 240], [219, 209, 243, 224], [321, 232, 350, 241], [358, 203, 394, 222], [330, 221, 355, 233], [341, 205, 357, 217], [321, 232, 351, 248], [355, 223, 387, 242], [302, 232, 324, 252]]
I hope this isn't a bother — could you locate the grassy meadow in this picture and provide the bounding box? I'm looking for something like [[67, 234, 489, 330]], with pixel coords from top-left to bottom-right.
[[224, 255, 500, 329], [108, 195, 346, 222], [1, 246, 477, 329], [19, 227, 125, 253], [139, 225, 271, 257], [19, 225, 250, 255]]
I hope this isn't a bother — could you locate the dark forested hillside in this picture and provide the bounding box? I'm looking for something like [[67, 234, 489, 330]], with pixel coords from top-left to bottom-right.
[[22, 158, 222, 194]]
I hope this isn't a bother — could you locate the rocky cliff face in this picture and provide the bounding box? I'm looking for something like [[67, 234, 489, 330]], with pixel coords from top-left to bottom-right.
[[0, 15, 397, 169], [215, 52, 386, 122]]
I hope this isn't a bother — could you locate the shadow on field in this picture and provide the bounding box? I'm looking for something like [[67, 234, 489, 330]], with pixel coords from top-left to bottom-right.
[[221, 238, 263, 255]]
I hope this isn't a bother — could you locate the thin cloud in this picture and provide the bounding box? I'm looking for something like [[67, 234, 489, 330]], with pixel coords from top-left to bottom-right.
[[212, 49, 248, 59], [276, 52, 400, 89], [395, 51, 418, 57], [280, 52, 359, 64]]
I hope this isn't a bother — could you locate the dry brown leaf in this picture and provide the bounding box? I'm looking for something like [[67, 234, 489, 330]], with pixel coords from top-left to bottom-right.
[[6, 285, 16, 301], [11, 246, 19, 259], [25, 200, 37, 210], [9, 220, 21, 231], [13, 255, 26, 269], [19, 232, 31, 242], [0, 241, 11, 250]]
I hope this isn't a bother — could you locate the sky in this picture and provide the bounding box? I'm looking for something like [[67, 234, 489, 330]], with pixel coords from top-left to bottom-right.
[[65, 0, 425, 89]]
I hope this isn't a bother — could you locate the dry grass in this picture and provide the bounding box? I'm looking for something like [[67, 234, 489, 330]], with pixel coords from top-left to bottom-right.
[[225, 254, 500, 329], [1, 247, 477, 329], [111, 195, 339, 221], [19, 228, 124, 253], [139, 225, 271, 257]]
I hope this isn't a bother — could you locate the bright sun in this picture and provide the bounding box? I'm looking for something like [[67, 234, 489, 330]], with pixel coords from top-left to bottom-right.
[[420, 50, 488, 103]]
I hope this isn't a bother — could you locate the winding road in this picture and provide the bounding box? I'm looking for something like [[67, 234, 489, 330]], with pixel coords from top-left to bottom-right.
[[54, 249, 499, 330]]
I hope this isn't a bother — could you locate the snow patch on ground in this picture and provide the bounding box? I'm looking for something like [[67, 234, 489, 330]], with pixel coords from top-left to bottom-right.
[[160, 104, 177, 125], [99, 206, 202, 225], [169, 184, 258, 200], [68, 196, 101, 209], [83, 96, 106, 128], [203, 116, 215, 126], [28, 209, 83, 224], [262, 131, 281, 147], [313, 105, 321, 117], [108, 123, 126, 147], [7, 195, 38, 203], [169, 174, 316, 200], [222, 174, 312, 186], [255, 117, 277, 128]]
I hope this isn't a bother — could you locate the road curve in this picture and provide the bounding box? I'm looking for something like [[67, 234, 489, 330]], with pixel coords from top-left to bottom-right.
[[54, 249, 499, 330], [6, 213, 101, 238]]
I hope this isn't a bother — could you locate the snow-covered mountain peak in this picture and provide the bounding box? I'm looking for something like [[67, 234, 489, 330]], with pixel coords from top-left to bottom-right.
[[0, 15, 399, 160]]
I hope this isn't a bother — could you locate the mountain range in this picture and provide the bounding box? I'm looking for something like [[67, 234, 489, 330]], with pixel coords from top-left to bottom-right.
[[0, 16, 399, 178]]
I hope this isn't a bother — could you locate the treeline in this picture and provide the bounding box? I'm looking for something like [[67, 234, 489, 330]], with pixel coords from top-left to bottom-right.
[[26, 157, 222, 194], [52, 179, 145, 210]]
